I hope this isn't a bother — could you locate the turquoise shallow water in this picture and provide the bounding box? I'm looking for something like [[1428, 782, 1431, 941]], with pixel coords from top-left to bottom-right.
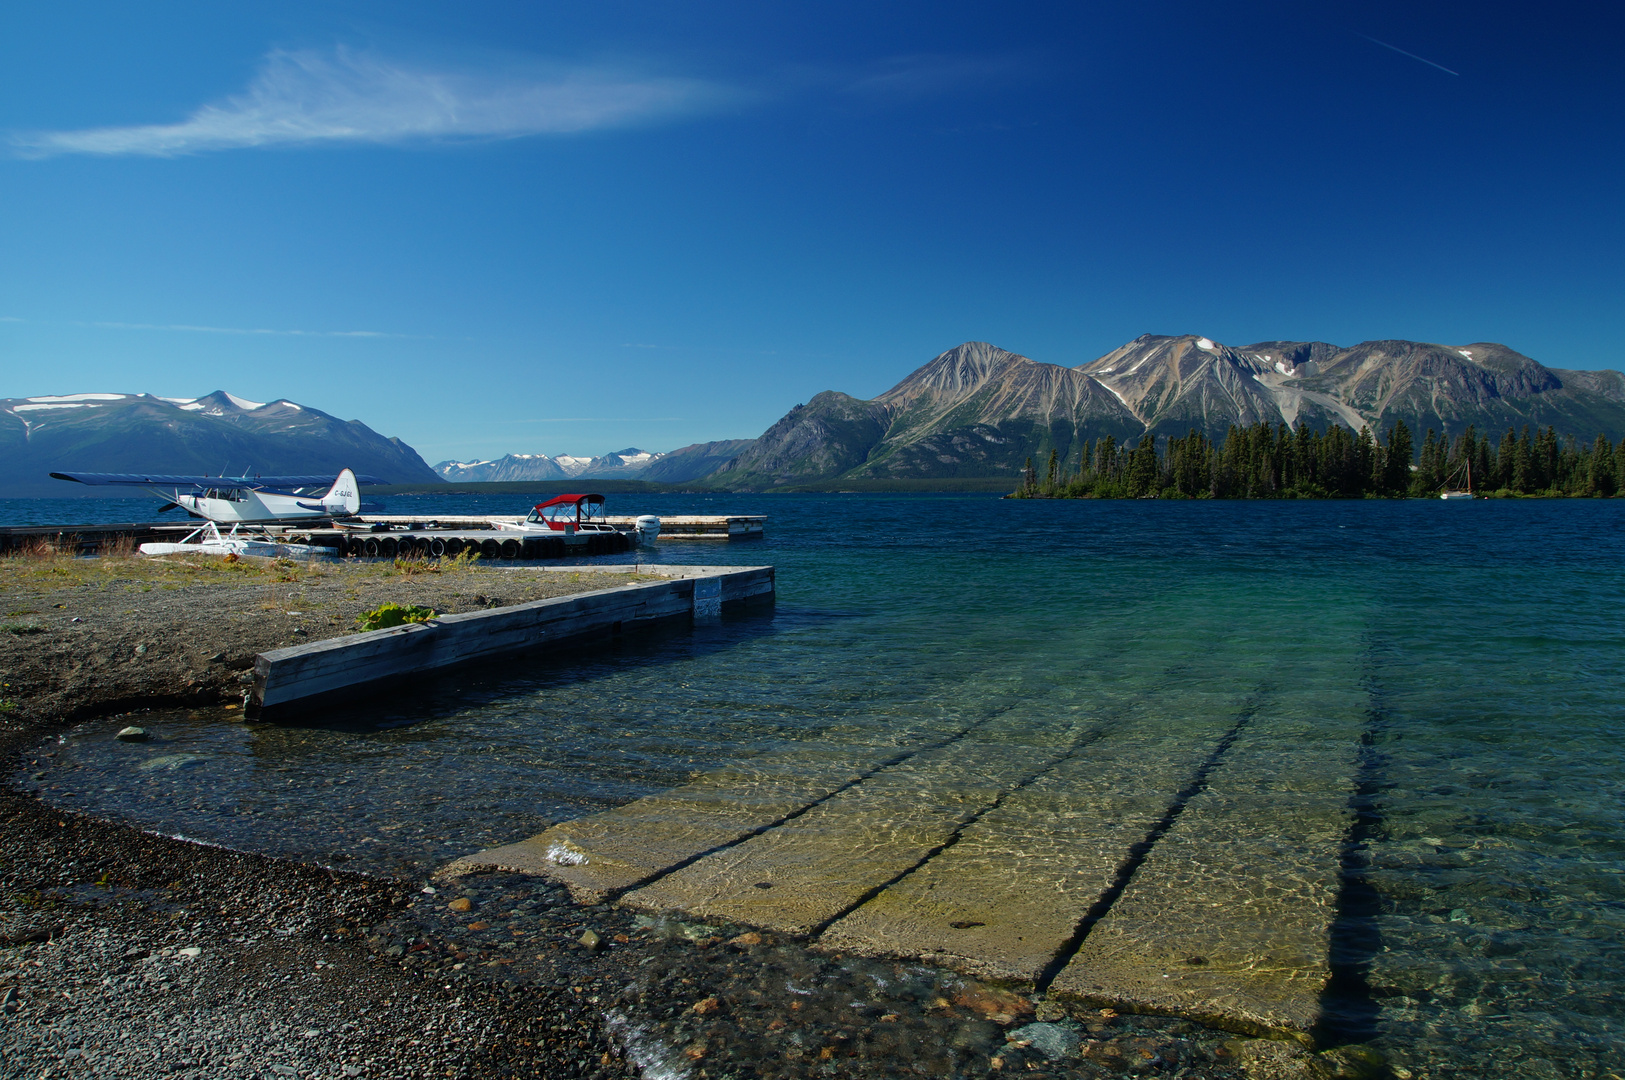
[[12, 494, 1625, 1075]]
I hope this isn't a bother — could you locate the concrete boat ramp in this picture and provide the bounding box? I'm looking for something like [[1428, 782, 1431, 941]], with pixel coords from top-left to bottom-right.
[[444, 635, 1370, 1044]]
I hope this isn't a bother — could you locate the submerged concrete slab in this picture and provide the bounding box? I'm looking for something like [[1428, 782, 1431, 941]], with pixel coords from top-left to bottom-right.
[[620, 738, 1067, 934], [1049, 703, 1364, 1040], [816, 717, 1233, 983], [444, 742, 903, 901]]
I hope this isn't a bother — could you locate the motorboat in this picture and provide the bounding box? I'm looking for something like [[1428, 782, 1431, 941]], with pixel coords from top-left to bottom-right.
[[491, 493, 661, 543]]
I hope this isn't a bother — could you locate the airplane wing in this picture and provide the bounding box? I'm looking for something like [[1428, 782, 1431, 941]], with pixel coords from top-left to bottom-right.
[[50, 471, 390, 488]]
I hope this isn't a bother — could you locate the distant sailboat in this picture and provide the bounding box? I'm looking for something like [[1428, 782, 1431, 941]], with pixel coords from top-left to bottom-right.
[[1441, 458, 1474, 500]]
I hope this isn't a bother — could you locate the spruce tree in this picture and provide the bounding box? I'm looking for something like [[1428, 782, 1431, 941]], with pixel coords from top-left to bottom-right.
[[1384, 422, 1413, 494]]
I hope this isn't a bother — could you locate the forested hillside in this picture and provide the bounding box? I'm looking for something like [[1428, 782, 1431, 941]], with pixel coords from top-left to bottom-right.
[[1011, 421, 1625, 499]]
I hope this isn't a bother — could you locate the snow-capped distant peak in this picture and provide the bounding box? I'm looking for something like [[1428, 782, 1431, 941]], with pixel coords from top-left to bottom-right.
[[11, 402, 104, 411], [1195, 337, 1216, 352], [27, 393, 127, 403], [554, 456, 593, 477], [224, 393, 266, 410]]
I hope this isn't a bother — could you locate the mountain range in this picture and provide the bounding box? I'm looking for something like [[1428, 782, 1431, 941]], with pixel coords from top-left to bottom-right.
[[11, 335, 1623, 498], [706, 337, 1625, 488], [0, 391, 441, 497], [433, 440, 755, 485]]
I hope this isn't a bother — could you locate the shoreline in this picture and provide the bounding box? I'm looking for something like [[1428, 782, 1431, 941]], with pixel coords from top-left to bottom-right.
[[3, 552, 1380, 1078]]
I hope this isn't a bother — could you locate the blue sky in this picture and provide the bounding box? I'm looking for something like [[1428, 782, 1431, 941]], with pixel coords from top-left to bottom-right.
[[2, 1, 1620, 465]]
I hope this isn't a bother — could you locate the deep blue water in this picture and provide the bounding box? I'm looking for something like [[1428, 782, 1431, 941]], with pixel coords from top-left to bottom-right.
[[9, 493, 1624, 1076]]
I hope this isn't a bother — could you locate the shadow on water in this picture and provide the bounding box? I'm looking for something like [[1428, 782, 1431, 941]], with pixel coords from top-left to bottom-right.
[[268, 603, 821, 735], [1310, 635, 1394, 1048]]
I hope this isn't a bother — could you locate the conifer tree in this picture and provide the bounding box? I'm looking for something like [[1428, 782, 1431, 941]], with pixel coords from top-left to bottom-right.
[[1384, 422, 1413, 494]]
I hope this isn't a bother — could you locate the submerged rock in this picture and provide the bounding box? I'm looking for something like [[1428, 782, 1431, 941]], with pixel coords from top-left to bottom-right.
[[136, 753, 207, 772], [1007, 1021, 1082, 1061], [115, 726, 147, 742]]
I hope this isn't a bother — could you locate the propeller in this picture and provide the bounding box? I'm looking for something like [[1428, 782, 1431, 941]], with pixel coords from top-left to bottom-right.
[[155, 502, 180, 514]]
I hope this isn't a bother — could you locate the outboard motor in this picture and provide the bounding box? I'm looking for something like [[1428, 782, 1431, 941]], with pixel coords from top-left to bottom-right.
[[635, 515, 661, 544]]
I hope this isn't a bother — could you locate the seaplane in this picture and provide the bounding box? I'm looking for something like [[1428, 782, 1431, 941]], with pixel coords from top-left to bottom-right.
[[50, 468, 386, 557], [50, 468, 382, 524]]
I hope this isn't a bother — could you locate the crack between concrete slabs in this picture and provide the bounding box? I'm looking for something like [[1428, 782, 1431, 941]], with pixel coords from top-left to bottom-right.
[[595, 702, 1026, 903], [1031, 684, 1272, 996]]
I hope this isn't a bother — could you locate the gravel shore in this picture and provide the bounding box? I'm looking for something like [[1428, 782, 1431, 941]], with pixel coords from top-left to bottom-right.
[[0, 552, 648, 1079], [1, 552, 1359, 1079]]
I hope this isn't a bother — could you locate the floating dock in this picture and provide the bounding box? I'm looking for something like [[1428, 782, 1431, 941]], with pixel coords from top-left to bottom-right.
[[0, 513, 765, 559]]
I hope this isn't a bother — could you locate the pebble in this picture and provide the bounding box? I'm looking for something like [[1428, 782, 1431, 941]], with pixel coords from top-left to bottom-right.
[[579, 929, 603, 953], [447, 897, 473, 912], [178, 947, 202, 959], [115, 726, 147, 742]]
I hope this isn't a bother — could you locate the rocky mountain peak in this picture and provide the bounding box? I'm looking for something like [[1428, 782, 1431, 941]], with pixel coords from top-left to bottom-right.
[[877, 342, 1033, 405]]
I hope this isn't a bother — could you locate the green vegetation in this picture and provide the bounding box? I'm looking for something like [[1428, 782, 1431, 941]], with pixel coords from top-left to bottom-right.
[[355, 602, 438, 631], [1011, 421, 1625, 499]]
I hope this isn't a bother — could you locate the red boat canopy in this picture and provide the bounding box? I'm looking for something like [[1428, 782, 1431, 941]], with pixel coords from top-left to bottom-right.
[[532, 494, 602, 511], [525, 494, 606, 531]]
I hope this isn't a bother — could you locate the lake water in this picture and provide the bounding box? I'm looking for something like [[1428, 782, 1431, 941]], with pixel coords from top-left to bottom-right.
[[10, 493, 1625, 1076]]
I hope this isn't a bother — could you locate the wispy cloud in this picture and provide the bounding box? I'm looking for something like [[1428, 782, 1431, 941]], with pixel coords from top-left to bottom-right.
[[1356, 33, 1460, 76], [91, 320, 401, 338], [13, 47, 731, 158], [0, 316, 22, 323]]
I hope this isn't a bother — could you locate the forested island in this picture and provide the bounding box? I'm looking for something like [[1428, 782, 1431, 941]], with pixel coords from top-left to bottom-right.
[[1011, 421, 1625, 499]]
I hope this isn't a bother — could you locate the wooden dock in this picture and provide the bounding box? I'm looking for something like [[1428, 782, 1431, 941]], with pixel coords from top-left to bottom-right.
[[249, 564, 774, 718], [350, 514, 766, 540], [0, 513, 764, 559]]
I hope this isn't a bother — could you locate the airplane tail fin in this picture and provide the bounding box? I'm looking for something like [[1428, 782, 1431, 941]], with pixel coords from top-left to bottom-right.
[[322, 469, 361, 515]]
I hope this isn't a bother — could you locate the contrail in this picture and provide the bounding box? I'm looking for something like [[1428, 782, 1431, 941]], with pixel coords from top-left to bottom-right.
[[1356, 33, 1460, 76]]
